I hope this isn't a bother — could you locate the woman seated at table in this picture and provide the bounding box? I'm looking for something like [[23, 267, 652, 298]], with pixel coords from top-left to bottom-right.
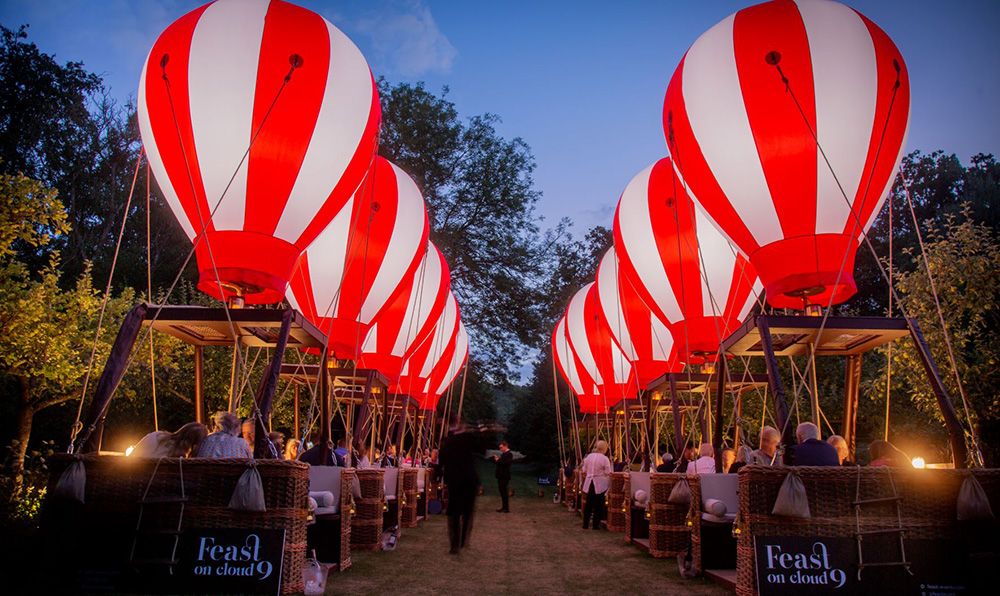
[[132, 422, 207, 458]]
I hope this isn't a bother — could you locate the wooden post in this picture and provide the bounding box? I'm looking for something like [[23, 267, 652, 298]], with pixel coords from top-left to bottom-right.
[[670, 375, 683, 454], [293, 384, 300, 439], [757, 316, 794, 464], [809, 348, 822, 439], [319, 352, 331, 465], [906, 318, 968, 468], [79, 303, 148, 453], [194, 345, 205, 425], [842, 354, 862, 463], [253, 310, 293, 458], [713, 358, 727, 471]]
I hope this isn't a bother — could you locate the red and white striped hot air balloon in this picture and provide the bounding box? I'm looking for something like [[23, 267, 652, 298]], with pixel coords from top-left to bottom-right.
[[565, 284, 635, 413], [663, 0, 910, 309], [138, 0, 380, 304], [286, 157, 428, 359], [417, 322, 469, 411], [553, 317, 602, 414], [613, 158, 761, 364], [395, 292, 460, 397], [595, 249, 681, 388], [358, 243, 450, 382]]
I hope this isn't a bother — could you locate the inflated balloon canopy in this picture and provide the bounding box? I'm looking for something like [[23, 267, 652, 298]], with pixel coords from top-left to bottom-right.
[[663, 0, 910, 309], [138, 0, 381, 304]]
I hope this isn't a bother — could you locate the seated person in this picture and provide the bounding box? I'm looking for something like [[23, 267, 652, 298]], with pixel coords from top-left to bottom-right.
[[266, 431, 284, 459], [355, 443, 371, 469], [656, 452, 676, 473], [728, 446, 752, 474], [242, 418, 255, 452], [791, 422, 840, 466], [675, 442, 698, 473], [333, 437, 349, 467], [196, 412, 253, 458], [381, 444, 398, 468], [750, 426, 781, 466], [132, 422, 207, 458], [721, 447, 736, 473], [868, 439, 911, 467], [299, 431, 336, 466], [827, 434, 854, 466], [690, 443, 717, 474], [284, 438, 302, 461]]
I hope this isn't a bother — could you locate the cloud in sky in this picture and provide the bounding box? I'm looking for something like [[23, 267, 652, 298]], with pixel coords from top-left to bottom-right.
[[349, 0, 457, 77]]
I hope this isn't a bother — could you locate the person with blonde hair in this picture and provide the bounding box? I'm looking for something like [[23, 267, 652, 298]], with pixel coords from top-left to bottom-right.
[[284, 438, 301, 461], [826, 434, 853, 466], [132, 422, 207, 458], [750, 426, 781, 466], [581, 440, 613, 530]]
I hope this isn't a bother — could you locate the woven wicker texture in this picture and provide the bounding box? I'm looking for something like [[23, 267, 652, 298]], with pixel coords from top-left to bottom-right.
[[648, 474, 693, 558], [400, 468, 419, 528], [351, 468, 386, 551], [43, 453, 309, 594], [735, 466, 1000, 596], [607, 472, 628, 532], [337, 467, 355, 572]]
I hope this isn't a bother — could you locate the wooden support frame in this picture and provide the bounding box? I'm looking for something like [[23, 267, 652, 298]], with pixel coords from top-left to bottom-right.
[[723, 314, 968, 468]]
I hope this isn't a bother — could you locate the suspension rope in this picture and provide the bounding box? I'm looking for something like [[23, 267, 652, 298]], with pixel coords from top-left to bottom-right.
[[146, 159, 158, 431], [899, 168, 981, 462], [69, 152, 143, 446], [70, 56, 302, 452], [885, 181, 894, 440]]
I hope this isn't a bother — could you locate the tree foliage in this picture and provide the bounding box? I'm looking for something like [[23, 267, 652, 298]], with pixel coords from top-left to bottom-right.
[[0, 24, 192, 291], [868, 211, 1000, 465]]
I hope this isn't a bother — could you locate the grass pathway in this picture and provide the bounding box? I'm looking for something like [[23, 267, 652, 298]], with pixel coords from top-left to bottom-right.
[[329, 468, 727, 596]]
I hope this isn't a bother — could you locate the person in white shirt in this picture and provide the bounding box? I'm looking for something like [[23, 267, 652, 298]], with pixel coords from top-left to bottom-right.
[[581, 440, 613, 530], [750, 426, 781, 466], [690, 443, 717, 474]]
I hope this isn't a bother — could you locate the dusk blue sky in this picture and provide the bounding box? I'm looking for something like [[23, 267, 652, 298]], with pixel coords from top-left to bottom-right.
[[3, 0, 998, 236]]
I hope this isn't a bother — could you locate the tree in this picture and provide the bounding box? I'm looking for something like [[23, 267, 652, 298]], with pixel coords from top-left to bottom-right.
[[0, 171, 134, 489], [873, 210, 1000, 466], [377, 80, 544, 381], [0, 25, 192, 292]]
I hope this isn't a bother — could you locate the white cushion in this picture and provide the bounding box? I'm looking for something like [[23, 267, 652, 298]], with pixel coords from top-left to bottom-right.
[[704, 498, 727, 517], [699, 473, 738, 516], [634, 489, 649, 505], [384, 467, 399, 495], [701, 511, 736, 524], [308, 467, 342, 514]]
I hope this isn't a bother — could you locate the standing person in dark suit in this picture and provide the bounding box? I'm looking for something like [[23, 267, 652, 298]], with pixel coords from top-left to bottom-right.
[[493, 441, 513, 513], [438, 416, 480, 554]]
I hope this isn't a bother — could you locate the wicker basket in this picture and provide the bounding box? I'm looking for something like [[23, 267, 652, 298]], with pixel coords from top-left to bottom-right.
[[735, 466, 1000, 596], [648, 473, 693, 558], [41, 453, 309, 595], [337, 467, 355, 572], [687, 474, 703, 575], [351, 468, 386, 551], [399, 468, 419, 528], [623, 474, 634, 543], [607, 472, 628, 532]]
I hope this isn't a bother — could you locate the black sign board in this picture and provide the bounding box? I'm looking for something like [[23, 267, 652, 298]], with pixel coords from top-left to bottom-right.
[[176, 528, 286, 595], [754, 536, 968, 596]]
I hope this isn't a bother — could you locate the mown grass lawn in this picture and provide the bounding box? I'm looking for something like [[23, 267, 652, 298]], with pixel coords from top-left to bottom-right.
[[330, 460, 727, 596]]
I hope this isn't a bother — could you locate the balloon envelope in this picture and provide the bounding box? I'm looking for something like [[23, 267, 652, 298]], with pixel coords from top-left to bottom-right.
[[138, 0, 380, 303], [614, 158, 761, 364], [663, 0, 909, 309], [286, 157, 428, 359]]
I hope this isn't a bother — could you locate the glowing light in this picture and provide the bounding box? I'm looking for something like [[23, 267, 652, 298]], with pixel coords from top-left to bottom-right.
[[912, 457, 926, 469], [702, 363, 716, 375], [125, 445, 135, 457]]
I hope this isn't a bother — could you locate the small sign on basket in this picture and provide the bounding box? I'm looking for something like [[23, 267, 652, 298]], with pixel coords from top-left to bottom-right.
[[753, 536, 968, 596], [176, 528, 286, 595]]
